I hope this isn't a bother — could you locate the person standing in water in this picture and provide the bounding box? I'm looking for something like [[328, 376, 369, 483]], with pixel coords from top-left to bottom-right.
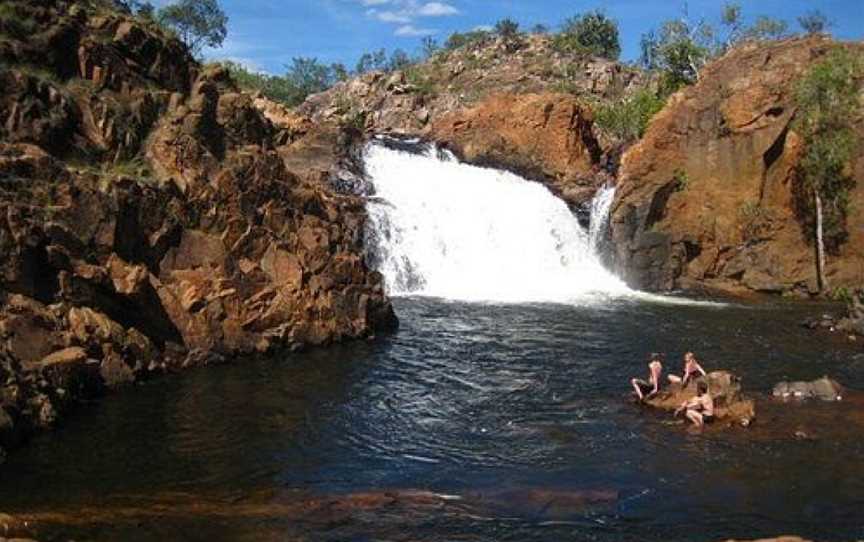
[[667, 352, 707, 386], [675, 381, 715, 427], [631, 353, 663, 401]]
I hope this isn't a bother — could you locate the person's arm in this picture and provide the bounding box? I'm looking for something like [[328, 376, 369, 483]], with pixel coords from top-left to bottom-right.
[[697, 362, 707, 377]]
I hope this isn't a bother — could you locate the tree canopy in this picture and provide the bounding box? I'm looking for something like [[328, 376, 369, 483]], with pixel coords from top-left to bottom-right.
[[553, 10, 621, 59], [158, 0, 228, 57]]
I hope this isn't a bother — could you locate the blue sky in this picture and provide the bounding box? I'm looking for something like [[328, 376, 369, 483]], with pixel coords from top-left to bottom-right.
[[173, 0, 862, 74]]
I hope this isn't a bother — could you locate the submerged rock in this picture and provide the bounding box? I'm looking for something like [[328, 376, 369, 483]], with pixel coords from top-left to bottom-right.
[[772, 377, 843, 402], [645, 370, 756, 426]]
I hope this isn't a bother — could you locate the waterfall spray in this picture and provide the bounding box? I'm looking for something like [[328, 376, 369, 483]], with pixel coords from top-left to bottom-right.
[[362, 139, 629, 303]]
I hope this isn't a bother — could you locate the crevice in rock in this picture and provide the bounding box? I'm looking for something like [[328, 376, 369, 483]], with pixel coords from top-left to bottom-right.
[[643, 181, 676, 231], [760, 124, 789, 203]]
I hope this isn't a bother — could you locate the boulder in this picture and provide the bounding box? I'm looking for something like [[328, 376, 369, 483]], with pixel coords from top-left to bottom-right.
[[645, 370, 756, 426], [772, 377, 843, 401]]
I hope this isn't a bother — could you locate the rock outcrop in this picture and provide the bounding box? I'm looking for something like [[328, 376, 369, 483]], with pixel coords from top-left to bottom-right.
[[610, 37, 864, 294], [295, 35, 642, 208], [429, 93, 606, 208], [772, 377, 844, 401], [645, 371, 756, 426], [0, 0, 395, 459]]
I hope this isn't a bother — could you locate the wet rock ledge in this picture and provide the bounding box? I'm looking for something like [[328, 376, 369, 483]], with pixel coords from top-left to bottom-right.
[[0, 0, 396, 460]]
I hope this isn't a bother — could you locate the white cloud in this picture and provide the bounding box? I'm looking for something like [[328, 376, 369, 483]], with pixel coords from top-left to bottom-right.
[[361, 0, 391, 5], [394, 24, 436, 37], [473, 24, 492, 32], [368, 9, 413, 23], [417, 2, 459, 17]]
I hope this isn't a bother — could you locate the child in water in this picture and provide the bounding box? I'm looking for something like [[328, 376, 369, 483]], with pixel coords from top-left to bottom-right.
[[631, 353, 663, 401]]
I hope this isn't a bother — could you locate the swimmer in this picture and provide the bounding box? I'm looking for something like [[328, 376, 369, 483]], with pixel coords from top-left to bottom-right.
[[674, 381, 715, 427], [667, 351, 707, 386], [631, 353, 663, 401]]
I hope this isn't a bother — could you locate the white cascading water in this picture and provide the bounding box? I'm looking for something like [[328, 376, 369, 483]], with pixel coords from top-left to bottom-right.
[[588, 184, 616, 255], [363, 139, 631, 303]]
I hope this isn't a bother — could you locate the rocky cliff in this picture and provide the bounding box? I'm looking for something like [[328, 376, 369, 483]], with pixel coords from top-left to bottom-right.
[[610, 37, 864, 295], [0, 0, 395, 459], [297, 34, 643, 208]]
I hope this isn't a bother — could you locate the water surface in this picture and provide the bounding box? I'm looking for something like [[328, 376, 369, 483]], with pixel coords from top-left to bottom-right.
[[2, 297, 863, 541]]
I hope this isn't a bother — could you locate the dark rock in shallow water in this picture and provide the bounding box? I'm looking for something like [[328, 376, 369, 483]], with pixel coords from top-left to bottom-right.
[[772, 377, 843, 402]]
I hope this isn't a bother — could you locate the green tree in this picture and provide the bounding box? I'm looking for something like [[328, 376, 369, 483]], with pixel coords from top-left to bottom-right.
[[719, 2, 743, 49], [531, 23, 549, 35], [285, 57, 337, 101], [387, 49, 412, 71], [494, 18, 523, 52], [157, 0, 227, 56], [494, 18, 519, 39], [355, 48, 387, 74], [793, 48, 862, 293], [420, 36, 439, 59], [640, 18, 713, 94], [444, 29, 491, 51], [798, 10, 830, 35], [556, 10, 621, 59], [742, 16, 788, 41]]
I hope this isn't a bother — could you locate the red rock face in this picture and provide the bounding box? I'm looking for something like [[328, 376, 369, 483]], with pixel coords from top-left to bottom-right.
[[430, 92, 607, 208], [610, 37, 864, 295], [0, 0, 395, 455]]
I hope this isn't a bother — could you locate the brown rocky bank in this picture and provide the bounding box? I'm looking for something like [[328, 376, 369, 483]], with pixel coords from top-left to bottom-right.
[[610, 37, 864, 295], [0, 0, 395, 460]]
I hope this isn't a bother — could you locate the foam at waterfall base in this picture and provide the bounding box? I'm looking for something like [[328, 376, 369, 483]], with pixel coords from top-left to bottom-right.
[[362, 140, 728, 307]]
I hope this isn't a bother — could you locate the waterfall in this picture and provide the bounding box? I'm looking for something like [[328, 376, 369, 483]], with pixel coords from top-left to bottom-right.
[[363, 139, 630, 303], [588, 184, 615, 256]]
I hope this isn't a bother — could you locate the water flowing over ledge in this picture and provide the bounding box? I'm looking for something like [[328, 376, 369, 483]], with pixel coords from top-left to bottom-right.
[[362, 138, 631, 304]]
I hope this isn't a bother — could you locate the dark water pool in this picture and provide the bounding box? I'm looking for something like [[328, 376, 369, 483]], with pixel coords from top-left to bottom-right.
[[2, 296, 864, 541]]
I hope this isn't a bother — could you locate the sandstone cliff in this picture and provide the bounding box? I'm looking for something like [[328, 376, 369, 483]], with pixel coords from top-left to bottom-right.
[[0, 0, 395, 458], [610, 37, 864, 295], [295, 35, 643, 208]]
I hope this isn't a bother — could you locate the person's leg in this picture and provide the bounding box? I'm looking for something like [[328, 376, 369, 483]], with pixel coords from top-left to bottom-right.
[[631, 378, 645, 400], [668, 375, 682, 384], [685, 409, 703, 427]]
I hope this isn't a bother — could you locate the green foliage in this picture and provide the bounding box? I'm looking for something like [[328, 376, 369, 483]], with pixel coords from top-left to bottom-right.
[[222, 57, 345, 107], [531, 24, 549, 35], [444, 29, 492, 51], [157, 0, 227, 56], [494, 18, 523, 52], [0, 2, 37, 39], [793, 48, 862, 247], [798, 10, 830, 35], [593, 89, 665, 142], [741, 16, 788, 41], [420, 37, 439, 59], [405, 65, 436, 97], [640, 19, 713, 94], [673, 169, 689, 192], [554, 11, 621, 60], [494, 18, 519, 39]]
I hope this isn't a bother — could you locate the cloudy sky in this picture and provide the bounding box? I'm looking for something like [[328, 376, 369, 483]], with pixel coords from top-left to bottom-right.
[[175, 0, 863, 73]]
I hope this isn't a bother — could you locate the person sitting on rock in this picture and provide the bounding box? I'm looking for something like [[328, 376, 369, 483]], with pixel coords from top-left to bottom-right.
[[675, 381, 715, 427], [667, 351, 707, 386], [631, 353, 664, 401]]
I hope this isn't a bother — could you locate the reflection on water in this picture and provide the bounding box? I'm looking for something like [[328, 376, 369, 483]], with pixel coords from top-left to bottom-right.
[[1, 297, 863, 541]]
